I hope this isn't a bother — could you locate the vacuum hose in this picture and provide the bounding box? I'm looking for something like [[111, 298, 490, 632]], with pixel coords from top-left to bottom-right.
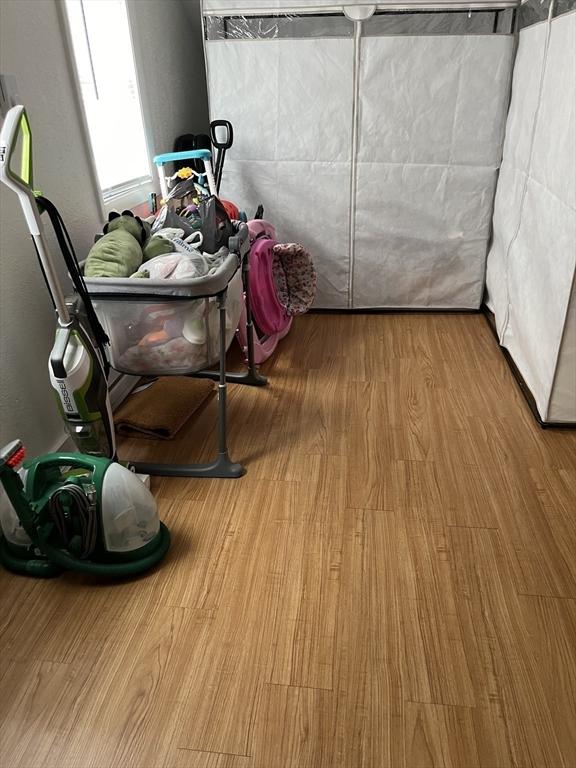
[[41, 475, 171, 577], [48, 484, 98, 559], [0, 538, 62, 578], [35, 523, 171, 578]]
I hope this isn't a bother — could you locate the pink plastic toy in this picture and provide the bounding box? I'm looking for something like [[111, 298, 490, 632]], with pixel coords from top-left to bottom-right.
[[236, 220, 316, 365], [236, 220, 291, 364]]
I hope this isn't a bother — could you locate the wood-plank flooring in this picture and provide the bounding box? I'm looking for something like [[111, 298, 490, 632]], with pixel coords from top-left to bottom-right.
[[1, 313, 575, 768]]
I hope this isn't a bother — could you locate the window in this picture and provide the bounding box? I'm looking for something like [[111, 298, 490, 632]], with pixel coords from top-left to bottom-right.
[[63, 0, 152, 206]]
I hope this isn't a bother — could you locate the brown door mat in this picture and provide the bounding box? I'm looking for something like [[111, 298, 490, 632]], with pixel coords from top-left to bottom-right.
[[114, 377, 215, 440]]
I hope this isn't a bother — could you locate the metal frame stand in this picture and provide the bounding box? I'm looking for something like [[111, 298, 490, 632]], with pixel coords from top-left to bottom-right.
[[193, 256, 268, 387], [131, 291, 245, 478], [130, 256, 266, 479]]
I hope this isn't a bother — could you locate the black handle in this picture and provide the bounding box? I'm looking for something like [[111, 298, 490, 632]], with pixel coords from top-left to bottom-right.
[[210, 119, 234, 150], [50, 327, 72, 379]]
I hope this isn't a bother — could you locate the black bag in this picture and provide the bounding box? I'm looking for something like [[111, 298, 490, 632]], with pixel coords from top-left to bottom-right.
[[199, 196, 236, 254]]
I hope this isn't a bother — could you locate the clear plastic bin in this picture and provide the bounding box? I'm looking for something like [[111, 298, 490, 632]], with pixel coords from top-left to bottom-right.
[[91, 269, 243, 376]]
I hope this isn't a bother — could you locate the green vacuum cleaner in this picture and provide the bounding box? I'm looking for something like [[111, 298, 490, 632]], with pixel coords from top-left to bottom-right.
[[0, 440, 170, 578], [0, 105, 116, 459], [0, 106, 170, 577]]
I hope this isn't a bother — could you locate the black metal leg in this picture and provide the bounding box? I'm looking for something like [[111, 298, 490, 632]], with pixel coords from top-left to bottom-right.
[[126, 243, 270, 478], [193, 256, 267, 387], [130, 290, 245, 479], [242, 257, 268, 385], [215, 290, 242, 472], [129, 459, 245, 478], [192, 369, 267, 386]]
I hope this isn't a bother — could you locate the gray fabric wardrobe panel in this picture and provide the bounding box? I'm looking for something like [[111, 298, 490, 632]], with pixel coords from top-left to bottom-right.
[[353, 165, 497, 308], [221, 159, 353, 307], [509, 13, 576, 420], [506, 180, 576, 416], [352, 34, 514, 309], [483, 23, 547, 324], [206, 37, 354, 308], [486, 12, 576, 420], [206, 38, 353, 163], [356, 35, 514, 167], [205, 14, 515, 310], [548, 280, 576, 422], [531, 15, 576, 211]]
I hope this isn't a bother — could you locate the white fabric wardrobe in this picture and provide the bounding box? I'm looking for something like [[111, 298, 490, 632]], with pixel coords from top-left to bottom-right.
[[486, 3, 576, 423], [202, 0, 515, 309]]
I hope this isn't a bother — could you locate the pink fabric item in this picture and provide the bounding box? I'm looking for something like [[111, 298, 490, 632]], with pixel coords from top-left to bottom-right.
[[272, 243, 316, 316], [249, 237, 291, 336], [235, 304, 292, 365], [247, 219, 276, 242], [235, 221, 316, 365], [234, 220, 290, 364]]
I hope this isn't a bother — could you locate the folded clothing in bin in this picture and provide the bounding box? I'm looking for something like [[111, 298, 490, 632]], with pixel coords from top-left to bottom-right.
[[136, 246, 216, 281]]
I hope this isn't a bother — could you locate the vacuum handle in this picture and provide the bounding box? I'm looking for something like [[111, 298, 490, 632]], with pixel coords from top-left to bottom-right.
[[0, 105, 41, 236], [49, 327, 71, 379], [0, 105, 71, 325], [31, 453, 108, 473]]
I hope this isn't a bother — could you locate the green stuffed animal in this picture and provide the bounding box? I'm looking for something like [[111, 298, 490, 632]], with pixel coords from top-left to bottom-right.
[[105, 210, 175, 262], [85, 210, 175, 278], [142, 234, 173, 261], [85, 210, 147, 278]]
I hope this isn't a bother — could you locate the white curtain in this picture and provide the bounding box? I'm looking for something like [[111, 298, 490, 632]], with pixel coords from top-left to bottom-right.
[[353, 34, 513, 308], [207, 37, 355, 308], [486, 11, 576, 422], [204, 6, 514, 309]]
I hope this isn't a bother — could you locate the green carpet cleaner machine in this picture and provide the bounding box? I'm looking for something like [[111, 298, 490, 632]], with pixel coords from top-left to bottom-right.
[[0, 105, 170, 577]]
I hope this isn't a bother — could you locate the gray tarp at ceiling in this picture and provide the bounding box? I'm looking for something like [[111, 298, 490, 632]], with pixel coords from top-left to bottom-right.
[[202, 1, 515, 309]]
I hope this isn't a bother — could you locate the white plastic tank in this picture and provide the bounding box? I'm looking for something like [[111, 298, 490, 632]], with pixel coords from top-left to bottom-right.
[[0, 469, 32, 547], [101, 464, 160, 552]]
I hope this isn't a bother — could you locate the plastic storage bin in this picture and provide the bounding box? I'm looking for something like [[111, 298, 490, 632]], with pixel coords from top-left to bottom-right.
[[91, 271, 242, 375], [84, 229, 248, 377]]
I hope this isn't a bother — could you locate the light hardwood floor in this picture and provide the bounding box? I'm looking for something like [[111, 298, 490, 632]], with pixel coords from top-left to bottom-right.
[[1, 313, 575, 768]]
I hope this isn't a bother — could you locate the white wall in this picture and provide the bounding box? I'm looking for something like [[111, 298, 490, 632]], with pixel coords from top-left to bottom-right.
[[0, 0, 210, 459], [128, 0, 209, 158], [0, 0, 103, 456]]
